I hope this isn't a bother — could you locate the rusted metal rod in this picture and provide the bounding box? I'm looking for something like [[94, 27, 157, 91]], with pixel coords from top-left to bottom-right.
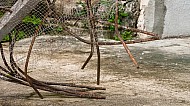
[[97, 20, 159, 38], [114, 0, 139, 68], [0, 41, 106, 99], [81, 0, 95, 70], [63, 25, 159, 45], [84, 0, 101, 85]]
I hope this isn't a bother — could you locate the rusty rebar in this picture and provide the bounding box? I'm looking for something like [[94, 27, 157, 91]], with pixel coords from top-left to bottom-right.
[[97, 20, 160, 38], [0, 40, 106, 99], [63, 24, 159, 45], [84, 0, 101, 85], [81, 0, 95, 70], [114, 0, 139, 68]]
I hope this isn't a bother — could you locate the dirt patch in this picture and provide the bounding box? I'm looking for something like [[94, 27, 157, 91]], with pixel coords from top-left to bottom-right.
[[0, 36, 190, 106]]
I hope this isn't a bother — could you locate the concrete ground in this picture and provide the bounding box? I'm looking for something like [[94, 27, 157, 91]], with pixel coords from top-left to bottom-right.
[[0, 36, 190, 106]]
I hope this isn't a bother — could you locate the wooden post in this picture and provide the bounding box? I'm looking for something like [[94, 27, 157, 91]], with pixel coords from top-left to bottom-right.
[[0, 0, 41, 42]]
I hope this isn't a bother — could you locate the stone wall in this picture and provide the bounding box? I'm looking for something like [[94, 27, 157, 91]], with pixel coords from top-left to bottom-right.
[[54, 0, 140, 28], [54, 0, 97, 15], [122, 0, 140, 28]]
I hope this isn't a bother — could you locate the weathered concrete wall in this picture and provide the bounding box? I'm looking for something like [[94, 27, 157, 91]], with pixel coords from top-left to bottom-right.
[[137, 0, 150, 31], [138, 0, 166, 37], [163, 0, 190, 37], [138, 0, 190, 38]]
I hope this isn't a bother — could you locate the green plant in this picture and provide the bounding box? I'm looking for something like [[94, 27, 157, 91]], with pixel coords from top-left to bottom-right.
[[52, 26, 64, 34], [76, 1, 87, 17], [2, 34, 11, 42], [55, 26, 63, 32], [114, 31, 132, 41], [22, 15, 42, 25], [1, 15, 41, 42], [107, 3, 133, 41], [16, 31, 25, 40], [22, 14, 42, 35], [0, 11, 4, 18], [2, 30, 26, 42]]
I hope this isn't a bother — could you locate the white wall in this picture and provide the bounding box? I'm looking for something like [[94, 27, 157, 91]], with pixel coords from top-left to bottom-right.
[[163, 0, 190, 37], [137, 0, 150, 31], [138, 0, 190, 38]]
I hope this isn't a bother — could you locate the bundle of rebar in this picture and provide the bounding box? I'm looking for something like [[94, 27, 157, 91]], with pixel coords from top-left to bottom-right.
[[0, 41, 106, 99]]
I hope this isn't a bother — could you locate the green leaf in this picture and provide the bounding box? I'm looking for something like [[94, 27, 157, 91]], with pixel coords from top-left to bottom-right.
[[109, 25, 115, 31], [108, 19, 114, 23], [117, 19, 121, 24], [22, 16, 31, 23], [56, 26, 63, 32], [113, 35, 119, 41], [121, 31, 133, 41], [120, 12, 128, 17], [16, 31, 25, 40], [22, 15, 41, 25], [111, 15, 115, 20], [2, 35, 10, 42]]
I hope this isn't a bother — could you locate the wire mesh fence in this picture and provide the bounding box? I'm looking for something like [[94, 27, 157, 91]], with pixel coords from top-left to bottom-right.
[[0, 0, 159, 99], [0, 0, 116, 66], [0, 0, 143, 43], [0, 0, 112, 99]]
